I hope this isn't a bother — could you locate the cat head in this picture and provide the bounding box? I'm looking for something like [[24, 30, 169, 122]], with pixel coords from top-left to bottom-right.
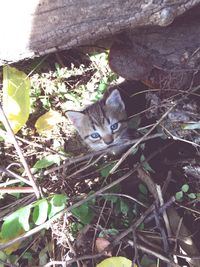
[[66, 89, 129, 151]]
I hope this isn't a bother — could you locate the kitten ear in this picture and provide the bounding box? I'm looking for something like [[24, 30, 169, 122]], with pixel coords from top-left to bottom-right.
[[106, 89, 125, 111], [66, 111, 86, 129]]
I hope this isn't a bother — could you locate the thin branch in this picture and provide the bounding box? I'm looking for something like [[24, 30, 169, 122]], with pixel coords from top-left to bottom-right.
[[46, 133, 163, 174], [0, 128, 69, 158], [110, 104, 175, 174], [0, 142, 173, 251], [0, 187, 35, 194], [0, 169, 135, 251], [0, 167, 32, 186], [160, 124, 200, 148], [0, 105, 40, 199], [127, 240, 181, 267], [99, 193, 147, 208]]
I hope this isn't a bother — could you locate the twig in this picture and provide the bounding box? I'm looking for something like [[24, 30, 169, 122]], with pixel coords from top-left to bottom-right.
[[0, 179, 24, 187], [176, 203, 200, 215], [156, 185, 172, 236], [0, 105, 40, 199], [0, 169, 135, 251], [153, 208, 170, 262], [99, 193, 147, 208], [110, 84, 200, 174], [61, 213, 81, 267], [162, 170, 172, 196], [127, 240, 181, 267], [160, 124, 200, 148], [0, 142, 173, 251], [0, 187, 35, 194], [110, 104, 175, 174], [92, 199, 109, 261], [0, 128, 69, 158], [110, 197, 175, 249], [144, 197, 175, 224], [46, 133, 163, 174], [0, 167, 32, 186], [113, 204, 155, 246], [173, 217, 183, 253]]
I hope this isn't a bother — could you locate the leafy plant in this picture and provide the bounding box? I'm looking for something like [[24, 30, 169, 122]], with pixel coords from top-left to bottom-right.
[[32, 154, 63, 174], [0, 194, 67, 253], [100, 162, 115, 178], [71, 202, 94, 224], [175, 183, 197, 201]]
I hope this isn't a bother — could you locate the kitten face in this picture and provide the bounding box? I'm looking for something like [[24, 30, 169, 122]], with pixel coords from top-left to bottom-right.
[[66, 90, 129, 151]]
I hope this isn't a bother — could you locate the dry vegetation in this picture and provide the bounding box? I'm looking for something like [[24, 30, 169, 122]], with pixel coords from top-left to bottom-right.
[[0, 48, 200, 267]]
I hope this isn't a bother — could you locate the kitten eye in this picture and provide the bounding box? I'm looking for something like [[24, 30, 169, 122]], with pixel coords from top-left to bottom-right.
[[110, 122, 119, 132], [90, 132, 101, 139]]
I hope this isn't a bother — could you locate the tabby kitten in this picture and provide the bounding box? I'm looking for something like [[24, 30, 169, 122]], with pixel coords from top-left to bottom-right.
[[66, 89, 130, 151]]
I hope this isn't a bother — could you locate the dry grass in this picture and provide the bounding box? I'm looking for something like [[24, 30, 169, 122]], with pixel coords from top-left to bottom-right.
[[0, 49, 200, 266]]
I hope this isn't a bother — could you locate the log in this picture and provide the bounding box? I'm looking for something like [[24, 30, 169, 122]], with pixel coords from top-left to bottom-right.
[[0, 0, 200, 66], [109, 7, 200, 93]]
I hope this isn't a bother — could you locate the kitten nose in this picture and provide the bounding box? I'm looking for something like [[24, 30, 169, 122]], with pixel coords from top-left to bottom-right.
[[103, 135, 113, 145]]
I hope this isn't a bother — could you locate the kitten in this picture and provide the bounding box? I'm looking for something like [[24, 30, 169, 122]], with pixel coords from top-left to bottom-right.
[[66, 89, 130, 152]]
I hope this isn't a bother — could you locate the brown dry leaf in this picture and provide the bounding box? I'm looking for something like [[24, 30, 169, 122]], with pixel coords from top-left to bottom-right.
[[95, 237, 112, 257]]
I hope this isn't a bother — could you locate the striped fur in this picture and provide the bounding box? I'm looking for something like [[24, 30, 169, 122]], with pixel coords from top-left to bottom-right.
[[66, 89, 129, 151]]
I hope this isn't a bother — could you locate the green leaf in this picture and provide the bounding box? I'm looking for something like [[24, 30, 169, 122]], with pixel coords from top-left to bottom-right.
[[181, 184, 189, 193], [0, 251, 7, 263], [98, 78, 108, 93], [3, 65, 30, 133], [1, 206, 31, 239], [103, 195, 118, 203], [18, 206, 31, 231], [48, 194, 67, 219], [139, 183, 148, 195], [100, 163, 115, 178], [22, 252, 34, 266], [70, 222, 84, 236], [139, 223, 144, 230], [119, 199, 129, 216], [188, 193, 197, 199], [97, 256, 137, 267], [140, 254, 157, 267], [182, 122, 200, 130], [115, 199, 129, 216], [72, 203, 94, 224], [32, 199, 49, 225], [99, 229, 119, 238], [140, 155, 155, 173], [33, 154, 61, 172], [175, 191, 183, 200]]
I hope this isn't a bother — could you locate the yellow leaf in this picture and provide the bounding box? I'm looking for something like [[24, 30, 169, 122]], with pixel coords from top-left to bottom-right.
[[35, 110, 63, 135], [0, 229, 24, 255], [3, 66, 30, 134], [97, 256, 137, 267]]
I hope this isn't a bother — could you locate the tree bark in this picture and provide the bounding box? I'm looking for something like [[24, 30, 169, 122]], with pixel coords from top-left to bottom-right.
[[109, 7, 200, 93], [0, 0, 199, 66]]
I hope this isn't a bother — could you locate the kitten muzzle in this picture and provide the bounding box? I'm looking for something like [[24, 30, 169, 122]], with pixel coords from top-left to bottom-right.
[[103, 135, 114, 145]]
